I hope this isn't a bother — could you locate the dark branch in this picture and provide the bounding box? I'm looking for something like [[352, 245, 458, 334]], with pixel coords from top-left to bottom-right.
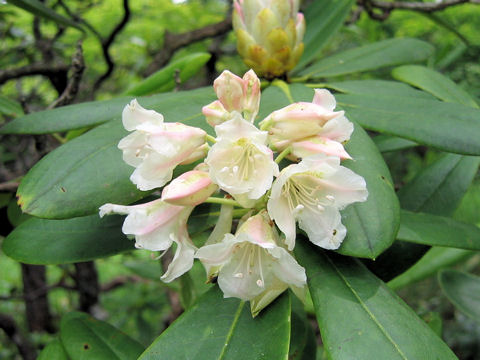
[[94, 0, 131, 89], [0, 313, 36, 360], [144, 17, 232, 77], [0, 63, 69, 86], [357, 0, 480, 20], [101, 275, 146, 292], [48, 41, 85, 109]]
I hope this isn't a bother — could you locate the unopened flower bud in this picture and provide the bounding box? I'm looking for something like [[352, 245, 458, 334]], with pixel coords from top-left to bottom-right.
[[233, 0, 305, 79], [203, 70, 261, 125], [161, 170, 218, 206]]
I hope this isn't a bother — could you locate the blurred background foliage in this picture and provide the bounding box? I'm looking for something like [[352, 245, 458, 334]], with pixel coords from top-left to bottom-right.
[[1, 0, 480, 359]]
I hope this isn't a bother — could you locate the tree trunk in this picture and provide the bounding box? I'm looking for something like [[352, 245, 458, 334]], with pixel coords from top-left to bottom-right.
[[74, 261, 99, 313], [21, 264, 54, 333]]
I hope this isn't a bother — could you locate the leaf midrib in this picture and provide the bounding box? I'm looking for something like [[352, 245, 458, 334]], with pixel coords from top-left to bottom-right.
[[326, 255, 409, 360], [217, 301, 245, 360]]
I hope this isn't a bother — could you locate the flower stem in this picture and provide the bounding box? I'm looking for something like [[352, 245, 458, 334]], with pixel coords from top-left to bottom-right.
[[204, 197, 242, 207], [206, 134, 217, 144], [275, 146, 292, 164]]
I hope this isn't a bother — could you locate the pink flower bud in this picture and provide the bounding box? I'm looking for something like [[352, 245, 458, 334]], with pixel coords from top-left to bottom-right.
[[214, 70, 244, 112], [291, 136, 352, 161], [162, 170, 218, 206]]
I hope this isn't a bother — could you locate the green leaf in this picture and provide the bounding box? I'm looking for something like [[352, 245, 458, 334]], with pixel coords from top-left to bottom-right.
[[2, 214, 133, 264], [16, 89, 216, 219], [388, 247, 473, 290], [60, 312, 144, 360], [0, 95, 23, 117], [126, 53, 211, 96], [290, 297, 317, 360], [454, 181, 480, 226], [392, 65, 479, 108], [7, 0, 83, 31], [16, 120, 144, 219], [373, 135, 417, 153], [326, 80, 435, 100], [37, 339, 69, 360], [438, 270, 480, 324], [398, 210, 480, 250], [296, 243, 457, 360], [367, 154, 479, 282], [398, 154, 480, 216], [421, 312, 443, 338], [178, 272, 196, 309], [6, 197, 30, 227], [139, 286, 291, 360], [336, 93, 480, 155], [294, 0, 354, 71], [0, 87, 215, 135], [299, 38, 434, 79], [336, 123, 400, 259]]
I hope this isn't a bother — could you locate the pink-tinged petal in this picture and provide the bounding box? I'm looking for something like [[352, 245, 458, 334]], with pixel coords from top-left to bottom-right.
[[121, 200, 184, 237], [312, 89, 336, 112], [118, 131, 149, 167], [315, 167, 369, 209], [217, 249, 268, 300], [321, 113, 354, 143], [295, 13, 305, 45], [214, 113, 267, 143], [297, 206, 346, 250], [267, 192, 297, 250], [291, 136, 352, 160], [99, 199, 195, 282], [161, 228, 197, 282], [195, 234, 238, 266], [239, 211, 276, 248], [214, 70, 245, 112], [242, 69, 261, 122], [202, 100, 231, 127], [162, 170, 218, 206], [267, 246, 306, 287], [129, 152, 175, 191], [179, 143, 209, 165], [122, 99, 164, 131], [99, 203, 131, 217]]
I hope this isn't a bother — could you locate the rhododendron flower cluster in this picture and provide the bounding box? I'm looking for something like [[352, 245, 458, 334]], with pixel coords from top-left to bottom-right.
[[100, 69, 367, 316]]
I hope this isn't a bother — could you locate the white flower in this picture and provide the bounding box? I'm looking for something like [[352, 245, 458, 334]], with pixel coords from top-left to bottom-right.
[[260, 89, 353, 157], [205, 113, 278, 207], [118, 99, 207, 191], [268, 154, 368, 250], [99, 199, 196, 282], [195, 211, 306, 307]]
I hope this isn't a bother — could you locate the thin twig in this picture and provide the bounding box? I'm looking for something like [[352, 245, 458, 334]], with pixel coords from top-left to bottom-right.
[[369, 0, 479, 12], [144, 17, 232, 76], [94, 0, 131, 88], [0, 313, 36, 360], [357, 0, 480, 20], [48, 41, 85, 109], [0, 63, 69, 85], [0, 181, 20, 191]]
